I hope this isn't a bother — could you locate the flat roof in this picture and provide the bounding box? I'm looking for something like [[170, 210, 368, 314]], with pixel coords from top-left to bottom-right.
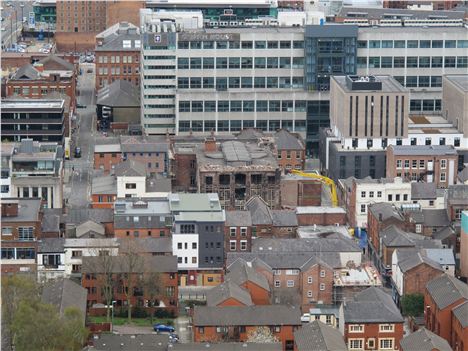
[[1, 99, 64, 110], [444, 75, 468, 93], [390, 145, 457, 156], [296, 207, 346, 215], [408, 115, 462, 135], [114, 199, 171, 215], [332, 75, 407, 93], [94, 144, 121, 153], [174, 211, 225, 222]]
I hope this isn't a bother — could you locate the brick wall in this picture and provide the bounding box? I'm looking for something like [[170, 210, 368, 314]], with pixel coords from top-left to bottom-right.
[[403, 264, 444, 295], [297, 212, 346, 226], [94, 151, 123, 173], [114, 228, 171, 239]]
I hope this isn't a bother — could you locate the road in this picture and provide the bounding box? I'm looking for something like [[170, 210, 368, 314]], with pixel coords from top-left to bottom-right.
[[64, 63, 96, 209], [1, 1, 32, 48]]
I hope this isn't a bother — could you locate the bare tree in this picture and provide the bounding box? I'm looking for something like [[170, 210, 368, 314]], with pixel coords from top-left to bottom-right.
[[142, 271, 163, 324], [119, 239, 144, 323]]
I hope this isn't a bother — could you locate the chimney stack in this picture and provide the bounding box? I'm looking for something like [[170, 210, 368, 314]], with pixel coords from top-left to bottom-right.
[[204, 137, 217, 152]]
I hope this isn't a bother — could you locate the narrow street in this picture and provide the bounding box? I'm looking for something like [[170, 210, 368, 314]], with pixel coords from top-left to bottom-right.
[[64, 63, 96, 209]]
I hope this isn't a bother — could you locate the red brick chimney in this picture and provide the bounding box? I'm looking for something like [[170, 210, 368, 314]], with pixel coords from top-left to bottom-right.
[[1, 201, 19, 217], [34, 63, 44, 72], [204, 137, 217, 152]]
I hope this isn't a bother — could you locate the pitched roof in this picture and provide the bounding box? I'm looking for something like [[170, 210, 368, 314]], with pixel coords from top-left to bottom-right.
[[76, 220, 106, 238], [92, 175, 117, 195], [368, 203, 404, 222], [38, 55, 75, 71], [226, 259, 270, 292], [82, 255, 178, 274], [96, 79, 140, 107], [380, 225, 415, 247], [225, 211, 252, 226], [90, 334, 168, 351], [1, 198, 42, 222], [114, 159, 147, 177], [41, 208, 62, 233], [38, 238, 65, 253], [193, 305, 301, 326], [447, 185, 468, 205], [65, 208, 113, 225], [452, 301, 468, 328], [245, 196, 273, 225], [421, 209, 450, 227], [343, 287, 404, 323], [171, 343, 282, 351], [432, 226, 456, 241], [423, 249, 455, 266], [398, 252, 442, 273], [400, 328, 453, 351], [294, 320, 347, 351], [458, 167, 468, 183], [120, 135, 169, 153], [426, 274, 468, 309], [273, 129, 304, 150], [411, 182, 437, 200], [252, 236, 360, 253], [41, 279, 87, 323], [271, 210, 298, 227], [206, 281, 253, 307], [12, 64, 40, 80]]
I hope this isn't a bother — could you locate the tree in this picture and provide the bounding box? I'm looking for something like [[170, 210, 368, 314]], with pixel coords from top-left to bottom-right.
[[119, 239, 144, 323], [1, 274, 41, 350], [142, 271, 163, 324], [401, 293, 424, 317], [246, 326, 279, 343], [60, 307, 89, 350]]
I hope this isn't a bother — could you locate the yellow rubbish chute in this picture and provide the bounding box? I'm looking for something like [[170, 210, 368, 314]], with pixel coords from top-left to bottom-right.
[[291, 170, 338, 207]]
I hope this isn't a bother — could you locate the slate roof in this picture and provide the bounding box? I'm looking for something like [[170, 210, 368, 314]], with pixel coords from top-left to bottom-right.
[[432, 226, 456, 241], [411, 183, 437, 200], [226, 259, 270, 292], [38, 55, 75, 71], [421, 209, 450, 227], [82, 255, 178, 273], [1, 198, 42, 222], [206, 281, 253, 307], [236, 128, 264, 140], [114, 159, 147, 177], [423, 249, 455, 266], [76, 220, 106, 238], [65, 208, 113, 225], [273, 129, 304, 150], [193, 305, 301, 326], [114, 214, 170, 229], [271, 210, 298, 227], [96, 80, 140, 107], [41, 279, 87, 323], [225, 211, 252, 227], [458, 167, 468, 183], [245, 196, 273, 225], [452, 301, 468, 328], [253, 235, 361, 253], [368, 203, 404, 222], [41, 208, 62, 233], [170, 343, 282, 351], [38, 238, 65, 253], [398, 252, 442, 273], [447, 185, 468, 205], [92, 175, 117, 195], [426, 274, 468, 309], [380, 225, 415, 247], [343, 287, 403, 323], [95, 22, 140, 52], [120, 135, 169, 153], [12, 64, 40, 80], [400, 328, 453, 351], [389, 145, 457, 156], [294, 320, 347, 351], [89, 334, 168, 351]]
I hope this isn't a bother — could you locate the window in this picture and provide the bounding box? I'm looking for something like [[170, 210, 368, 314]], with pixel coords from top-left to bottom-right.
[[286, 269, 299, 275], [419, 160, 425, 168], [396, 160, 402, 169], [349, 325, 364, 333], [440, 172, 446, 182], [18, 227, 34, 241], [240, 227, 247, 237], [379, 339, 394, 350], [369, 191, 374, 198], [404, 160, 410, 168], [307, 290, 313, 298], [230, 227, 236, 237], [229, 240, 236, 251], [367, 339, 376, 349], [2, 227, 12, 235], [307, 276, 313, 284], [377, 191, 382, 198], [379, 324, 394, 332], [441, 159, 447, 169], [416, 224, 422, 233], [361, 204, 366, 214], [275, 280, 281, 287], [198, 327, 204, 334], [240, 240, 247, 251], [287, 280, 294, 287], [320, 283, 325, 291]]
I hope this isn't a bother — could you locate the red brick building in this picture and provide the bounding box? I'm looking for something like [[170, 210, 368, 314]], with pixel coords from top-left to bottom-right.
[[280, 176, 322, 207], [425, 274, 468, 346], [91, 175, 117, 209], [206, 281, 254, 307], [225, 211, 253, 253], [340, 287, 404, 351], [81, 255, 178, 315], [386, 145, 458, 189], [94, 144, 123, 174], [295, 207, 347, 226], [451, 301, 468, 351], [273, 129, 305, 172], [95, 22, 141, 91], [1, 199, 43, 274], [192, 305, 301, 351]]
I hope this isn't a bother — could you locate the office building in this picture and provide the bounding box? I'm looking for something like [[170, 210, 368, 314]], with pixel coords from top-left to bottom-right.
[[1, 99, 66, 144], [443, 75, 468, 138], [1, 139, 64, 209], [55, 0, 107, 33]]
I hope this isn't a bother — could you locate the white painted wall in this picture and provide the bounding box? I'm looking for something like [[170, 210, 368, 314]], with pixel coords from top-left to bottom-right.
[[172, 233, 199, 269]]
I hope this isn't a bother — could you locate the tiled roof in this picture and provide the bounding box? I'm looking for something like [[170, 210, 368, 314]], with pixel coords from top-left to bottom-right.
[[171, 343, 282, 351], [38, 238, 65, 253], [398, 252, 442, 273], [273, 129, 304, 150], [225, 211, 252, 226], [41, 279, 87, 322], [343, 287, 403, 323], [252, 236, 360, 253], [96, 79, 140, 107], [245, 196, 272, 225], [411, 182, 437, 200], [114, 159, 146, 177], [368, 203, 404, 222], [400, 328, 452, 351], [226, 259, 270, 292], [380, 225, 415, 247], [206, 281, 253, 307], [426, 274, 468, 309], [65, 208, 113, 225], [193, 305, 301, 326], [452, 301, 468, 328], [447, 185, 468, 205], [294, 320, 347, 351], [90, 334, 168, 351]]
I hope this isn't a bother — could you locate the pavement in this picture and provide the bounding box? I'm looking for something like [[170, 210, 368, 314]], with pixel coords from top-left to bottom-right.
[[64, 63, 96, 209], [1, 1, 32, 49]]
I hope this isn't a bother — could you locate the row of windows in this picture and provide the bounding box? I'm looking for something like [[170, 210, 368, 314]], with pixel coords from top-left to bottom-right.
[[179, 119, 306, 133], [177, 40, 304, 50], [177, 76, 304, 89], [1, 247, 35, 260], [358, 56, 467, 69], [179, 100, 307, 113], [397, 158, 448, 169], [410, 99, 441, 112], [349, 338, 394, 350], [394, 76, 444, 88], [98, 66, 138, 75], [97, 55, 138, 64], [358, 39, 468, 49], [229, 240, 248, 251], [177, 57, 304, 69]]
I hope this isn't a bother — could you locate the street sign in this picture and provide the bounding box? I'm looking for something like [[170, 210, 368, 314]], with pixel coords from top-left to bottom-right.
[[28, 11, 35, 30]]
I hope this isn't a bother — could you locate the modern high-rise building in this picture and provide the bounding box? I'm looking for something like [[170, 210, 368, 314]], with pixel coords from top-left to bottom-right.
[[461, 211, 468, 280]]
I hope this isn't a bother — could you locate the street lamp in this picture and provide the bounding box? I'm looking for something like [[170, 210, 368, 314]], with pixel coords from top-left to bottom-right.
[[111, 300, 117, 333]]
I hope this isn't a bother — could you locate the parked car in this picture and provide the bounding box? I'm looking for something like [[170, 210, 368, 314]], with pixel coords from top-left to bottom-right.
[[74, 147, 81, 158], [301, 313, 311, 323], [76, 103, 86, 109], [153, 324, 175, 333]]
